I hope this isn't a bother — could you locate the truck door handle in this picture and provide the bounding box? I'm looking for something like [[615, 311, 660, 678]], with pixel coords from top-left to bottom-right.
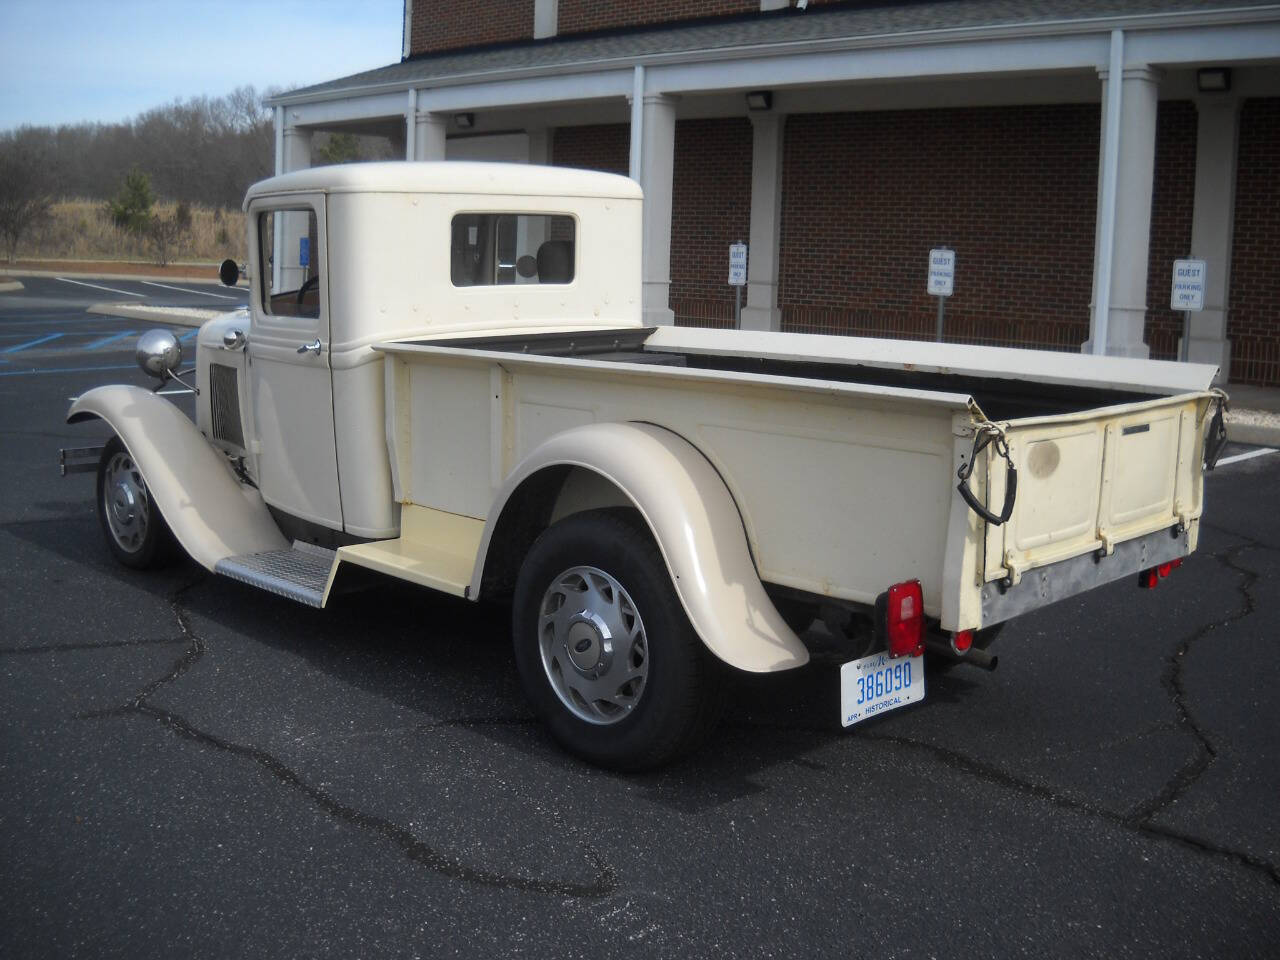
[[296, 338, 322, 356]]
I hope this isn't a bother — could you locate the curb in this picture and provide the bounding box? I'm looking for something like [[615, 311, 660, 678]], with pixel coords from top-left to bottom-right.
[[87, 303, 231, 329], [1226, 421, 1280, 449], [3, 266, 245, 287]]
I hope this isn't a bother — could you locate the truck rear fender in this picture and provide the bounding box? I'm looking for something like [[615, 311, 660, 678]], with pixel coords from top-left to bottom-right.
[[472, 421, 809, 674], [67, 385, 289, 570]]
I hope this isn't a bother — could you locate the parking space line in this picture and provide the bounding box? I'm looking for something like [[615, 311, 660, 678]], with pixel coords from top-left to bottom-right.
[[0, 363, 136, 377], [1217, 447, 1277, 467], [142, 280, 241, 300], [86, 330, 137, 350], [56, 277, 145, 297], [3, 332, 64, 353]]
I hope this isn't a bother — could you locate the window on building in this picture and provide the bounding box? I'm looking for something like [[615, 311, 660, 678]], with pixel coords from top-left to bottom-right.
[[450, 213, 576, 287], [258, 208, 321, 319]]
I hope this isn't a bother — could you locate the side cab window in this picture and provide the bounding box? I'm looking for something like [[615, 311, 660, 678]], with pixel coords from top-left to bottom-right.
[[257, 207, 322, 320]]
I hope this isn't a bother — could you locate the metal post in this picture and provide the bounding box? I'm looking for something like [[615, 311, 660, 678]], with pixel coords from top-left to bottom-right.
[[735, 284, 742, 328], [935, 296, 945, 343], [1180, 309, 1191, 362]]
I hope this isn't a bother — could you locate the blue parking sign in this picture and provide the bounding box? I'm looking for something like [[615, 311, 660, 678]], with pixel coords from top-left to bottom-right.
[[299, 236, 310, 268]]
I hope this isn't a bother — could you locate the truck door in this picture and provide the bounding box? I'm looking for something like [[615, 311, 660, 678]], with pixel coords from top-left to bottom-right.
[[246, 197, 343, 530]]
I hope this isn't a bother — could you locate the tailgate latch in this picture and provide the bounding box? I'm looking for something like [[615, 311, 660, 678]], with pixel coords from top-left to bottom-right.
[[957, 425, 1018, 526]]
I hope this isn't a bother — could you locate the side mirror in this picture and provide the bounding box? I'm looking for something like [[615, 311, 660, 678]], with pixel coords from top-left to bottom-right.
[[136, 329, 182, 380], [219, 258, 243, 287]]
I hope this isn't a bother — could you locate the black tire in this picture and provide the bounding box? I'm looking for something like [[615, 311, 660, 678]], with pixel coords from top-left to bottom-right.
[[95, 436, 179, 570], [512, 509, 725, 771]]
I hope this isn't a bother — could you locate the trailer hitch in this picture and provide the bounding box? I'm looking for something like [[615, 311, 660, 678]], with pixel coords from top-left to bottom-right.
[[956, 426, 1018, 526]]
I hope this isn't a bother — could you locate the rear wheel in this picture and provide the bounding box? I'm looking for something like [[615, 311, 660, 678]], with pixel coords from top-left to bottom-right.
[[512, 509, 724, 771], [95, 436, 178, 570]]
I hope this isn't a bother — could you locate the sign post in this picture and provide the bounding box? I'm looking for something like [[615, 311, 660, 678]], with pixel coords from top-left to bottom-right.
[[928, 247, 955, 342], [1170, 258, 1206, 362], [728, 241, 748, 328]]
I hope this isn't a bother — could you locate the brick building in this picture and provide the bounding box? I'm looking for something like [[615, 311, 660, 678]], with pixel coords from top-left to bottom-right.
[[267, 0, 1280, 385]]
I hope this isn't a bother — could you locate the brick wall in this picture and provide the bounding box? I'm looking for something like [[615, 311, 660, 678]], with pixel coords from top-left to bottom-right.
[[1145, 101, 1198, 361], [1228, 98, 1280, 386], [551, 123, 630, 175], [777, 105, 1102, 350], [409, 0, 533, 55], [670, 118, 753, 327], [557, 1, 757, 35]]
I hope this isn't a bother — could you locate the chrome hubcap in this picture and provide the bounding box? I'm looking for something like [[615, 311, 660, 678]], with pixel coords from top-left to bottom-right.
[[103, 451, 149, 553], [538, 566, 648, 725]]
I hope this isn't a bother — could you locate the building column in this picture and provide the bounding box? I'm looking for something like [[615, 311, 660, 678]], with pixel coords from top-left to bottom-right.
[[282, 123, 313, 173], [638, 94, 677, 326], [1086, 66, 1160, 358], [277, 124, 314, 290], [534, 0, 558, 38], [413, 111, 447, 161], [1185, 96, 1239, 382], [528, 127, 552, 165], [741, 113, 785, 331]]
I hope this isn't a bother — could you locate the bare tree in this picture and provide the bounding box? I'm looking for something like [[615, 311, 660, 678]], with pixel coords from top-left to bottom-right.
[[0, 132, 58, 264]]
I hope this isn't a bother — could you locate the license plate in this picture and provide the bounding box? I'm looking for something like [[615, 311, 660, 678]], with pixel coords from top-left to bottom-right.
[[840, 651, 925, 727]]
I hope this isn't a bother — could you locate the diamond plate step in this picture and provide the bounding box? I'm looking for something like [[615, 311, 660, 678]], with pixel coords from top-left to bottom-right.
[[214, 542, 337, 608]]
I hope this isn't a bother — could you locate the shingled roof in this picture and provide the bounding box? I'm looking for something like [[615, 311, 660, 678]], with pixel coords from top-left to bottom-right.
[[269, 0, 1276, 104]]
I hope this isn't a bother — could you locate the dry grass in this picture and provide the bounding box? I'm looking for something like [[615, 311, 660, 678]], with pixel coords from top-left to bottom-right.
[[17, 199, 247, 264]]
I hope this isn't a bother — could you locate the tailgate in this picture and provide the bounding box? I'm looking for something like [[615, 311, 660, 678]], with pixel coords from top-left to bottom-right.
[[979, 391, 1217, 588]]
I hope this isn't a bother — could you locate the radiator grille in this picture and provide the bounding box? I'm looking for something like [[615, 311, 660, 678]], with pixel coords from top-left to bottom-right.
[[208, 363, 245, 449]]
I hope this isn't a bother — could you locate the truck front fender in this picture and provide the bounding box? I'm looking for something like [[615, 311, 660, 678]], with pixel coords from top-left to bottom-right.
[[68, 385, 288, 570], [472, 422, 808, 673]]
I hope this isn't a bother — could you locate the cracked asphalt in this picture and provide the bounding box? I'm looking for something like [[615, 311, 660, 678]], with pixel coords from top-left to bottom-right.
[[2, 288, 1279, 958]]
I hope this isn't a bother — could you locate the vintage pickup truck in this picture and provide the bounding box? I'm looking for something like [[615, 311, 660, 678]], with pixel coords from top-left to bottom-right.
[[63, 162, 1227, 769]]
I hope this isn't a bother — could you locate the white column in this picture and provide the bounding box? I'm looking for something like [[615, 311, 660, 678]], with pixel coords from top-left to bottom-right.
[[534, 0, 558, 38], [1086, 65, 1160, 358], [528, 127, 552, 165], [282, 123, 312, 173], [741, 113, 785, 331], [414, 111, 447, 161], [639, 94, 677, 326], [405, 89, 417, 160], [1185, 97, 1239, 382]]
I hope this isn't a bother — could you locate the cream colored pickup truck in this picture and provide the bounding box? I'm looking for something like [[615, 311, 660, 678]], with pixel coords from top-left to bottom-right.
[[63, 162, 1228, 769]]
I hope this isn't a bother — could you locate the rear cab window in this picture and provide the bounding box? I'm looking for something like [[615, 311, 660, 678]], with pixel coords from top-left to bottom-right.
[[451, 213, 575, 287]]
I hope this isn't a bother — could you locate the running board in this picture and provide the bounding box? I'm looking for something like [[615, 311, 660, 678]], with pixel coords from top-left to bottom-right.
[[214, 541, 337, 608]]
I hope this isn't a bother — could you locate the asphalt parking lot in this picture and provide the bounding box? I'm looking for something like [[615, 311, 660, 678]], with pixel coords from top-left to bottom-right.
[[1, 279, 1278, 958]]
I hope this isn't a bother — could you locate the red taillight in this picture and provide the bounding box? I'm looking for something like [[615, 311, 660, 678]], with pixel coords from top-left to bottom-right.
[[886, 580, 924, 658], [1139, 557, 1184, 589], [951, 629, 973, 654]]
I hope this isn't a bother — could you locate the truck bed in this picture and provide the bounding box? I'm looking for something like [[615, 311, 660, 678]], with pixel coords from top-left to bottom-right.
[[378, 325, 1219, 633], [407, 326, 1173, 421]]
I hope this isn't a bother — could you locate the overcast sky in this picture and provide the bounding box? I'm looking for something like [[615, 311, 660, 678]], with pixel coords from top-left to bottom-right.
[[0, 0, 404, 131]]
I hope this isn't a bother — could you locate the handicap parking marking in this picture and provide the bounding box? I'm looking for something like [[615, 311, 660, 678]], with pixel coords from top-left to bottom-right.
[[55, 277, 146, 297], [178, 329, 199, 342], [2, 332, 65, 353], [85, 329, 137, 350], [142, 280, 242, 300]]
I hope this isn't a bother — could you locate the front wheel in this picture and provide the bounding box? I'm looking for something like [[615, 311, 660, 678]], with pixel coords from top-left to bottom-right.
[[512, 509, 724, 771], [95, 436, 178, 570]]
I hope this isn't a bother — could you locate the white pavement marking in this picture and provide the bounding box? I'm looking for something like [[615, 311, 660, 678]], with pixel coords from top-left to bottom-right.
[[56, 277, 145, 297], [1216, 447, 1278, 467], [141, 280, 240, 300]]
